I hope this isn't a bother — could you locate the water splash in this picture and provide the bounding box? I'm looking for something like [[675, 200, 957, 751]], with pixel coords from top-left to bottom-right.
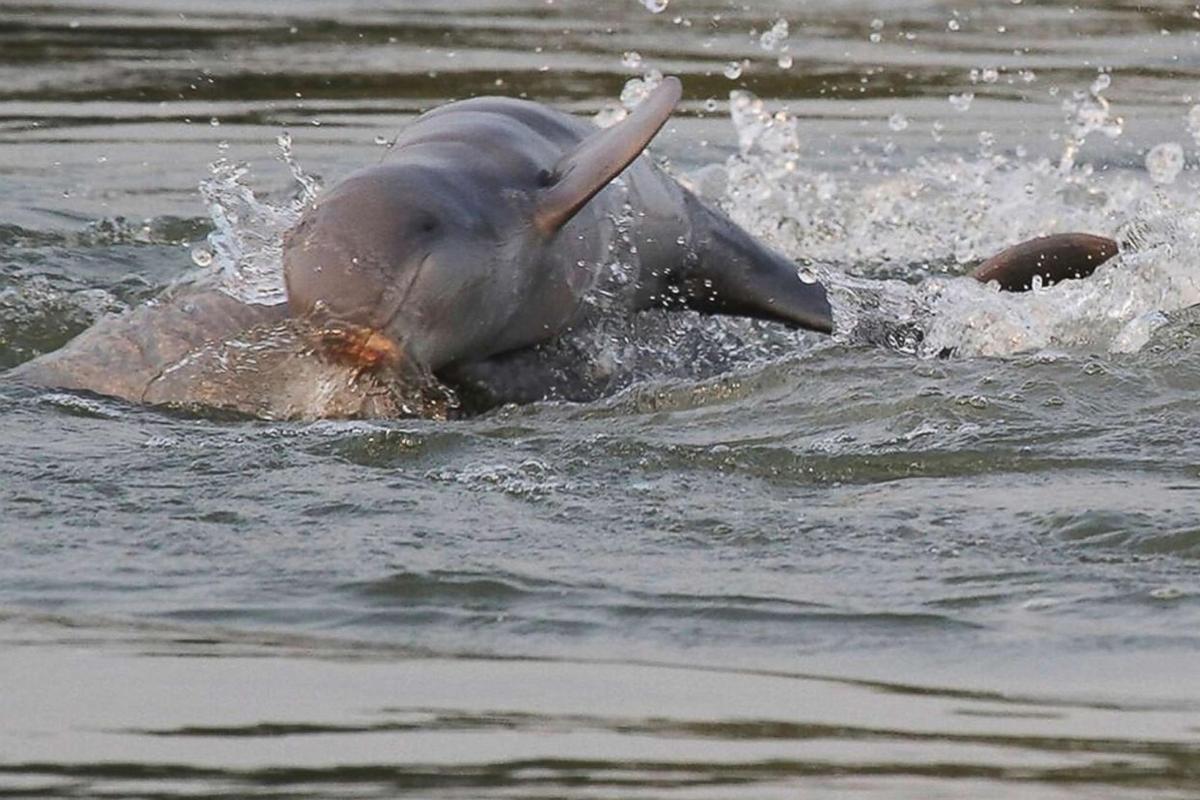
[[1057, 72, 1123, 176], [711, 84, 1200, 359], [195, 133, 321, 305]]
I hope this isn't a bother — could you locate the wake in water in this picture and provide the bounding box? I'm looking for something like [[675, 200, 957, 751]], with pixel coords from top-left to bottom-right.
[[709, 77, 1200, 359], [181, 73, 1200, 405]]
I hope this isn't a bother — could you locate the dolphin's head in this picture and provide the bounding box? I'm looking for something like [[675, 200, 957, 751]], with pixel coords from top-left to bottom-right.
[[283, 165, 512, 378], [284, 77, 687, 382]]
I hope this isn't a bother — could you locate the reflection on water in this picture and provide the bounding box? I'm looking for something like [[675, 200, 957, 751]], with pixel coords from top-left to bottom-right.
[[2, 0, 1200, 798], [3, 614, 1198, 799]]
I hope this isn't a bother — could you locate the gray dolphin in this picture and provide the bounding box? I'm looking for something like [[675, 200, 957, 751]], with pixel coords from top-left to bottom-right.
[[7, 77, 1119, 419], [281, 77, 834, 389]]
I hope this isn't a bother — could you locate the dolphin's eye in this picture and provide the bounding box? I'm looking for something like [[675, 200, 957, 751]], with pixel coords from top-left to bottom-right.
[[417, 215, 439, 234]]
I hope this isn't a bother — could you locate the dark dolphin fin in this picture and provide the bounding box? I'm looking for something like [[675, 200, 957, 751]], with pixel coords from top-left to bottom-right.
[[667, 189, 835, 334], [972, 233, 1118, 291], [533, 76, 682, 234]]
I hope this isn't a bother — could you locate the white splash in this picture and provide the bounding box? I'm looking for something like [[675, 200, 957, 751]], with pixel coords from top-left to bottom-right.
[[713, 85, 1200, 358], [195, 133, 321, 305]]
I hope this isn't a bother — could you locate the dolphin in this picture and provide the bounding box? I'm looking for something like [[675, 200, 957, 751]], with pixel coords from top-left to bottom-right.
[[279, 77, 834, 392], [6, 77, 1119, 419]]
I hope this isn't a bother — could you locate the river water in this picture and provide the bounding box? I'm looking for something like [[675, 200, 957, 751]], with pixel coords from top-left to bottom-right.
[[2, 1, 1199, 797]]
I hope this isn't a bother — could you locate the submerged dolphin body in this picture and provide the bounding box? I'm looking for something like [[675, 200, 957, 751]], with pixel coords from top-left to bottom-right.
[[8, 78, 1119, 419]]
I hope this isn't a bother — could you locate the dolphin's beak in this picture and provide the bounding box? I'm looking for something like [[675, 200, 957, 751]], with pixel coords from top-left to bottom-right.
[[797, 280, 835, 335]]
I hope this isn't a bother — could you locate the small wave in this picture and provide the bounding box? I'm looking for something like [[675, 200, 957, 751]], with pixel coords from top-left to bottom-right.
[[0, 274, 126, 369]]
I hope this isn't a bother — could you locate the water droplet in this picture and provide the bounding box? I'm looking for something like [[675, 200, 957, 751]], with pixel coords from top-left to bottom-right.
[[1145, 141, 1184, 184], [640, 0, 668, 13], [621, 50, 642, 69], [758, 18, 789, 52], [981, 67, 999, 84], [209, 117, 220, 127], [723, 60, 744, 80], [618, 70, 663, 112], [594, 103, 628, 128], [947, 19, 960, 31], [777, 52, 793, 69], [704, 97, 719, 113], [190, 245, 214, 267], [888, 112, 909, 132], [373, 135, 389, 146], [948, 91, 974, 112]]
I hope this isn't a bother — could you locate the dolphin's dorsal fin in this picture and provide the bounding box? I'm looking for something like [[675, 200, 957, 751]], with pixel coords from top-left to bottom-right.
[[533, 76, 682, 234]]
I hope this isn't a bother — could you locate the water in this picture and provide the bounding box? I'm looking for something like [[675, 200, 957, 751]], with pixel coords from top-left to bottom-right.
[[2, 1, 1200, 797]]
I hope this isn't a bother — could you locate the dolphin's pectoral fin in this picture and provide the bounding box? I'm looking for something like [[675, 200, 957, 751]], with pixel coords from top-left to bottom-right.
[[533, 76, 683, 234], [661, 190, 835, 334], [972, 233, 1119, 291]]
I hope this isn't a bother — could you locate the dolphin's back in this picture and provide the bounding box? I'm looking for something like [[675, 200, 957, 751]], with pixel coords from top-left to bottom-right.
[[388, 98, 595, 189]]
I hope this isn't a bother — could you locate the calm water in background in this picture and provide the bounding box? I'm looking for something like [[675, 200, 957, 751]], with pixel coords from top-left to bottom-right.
[[2, 1, 1200, 797]]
